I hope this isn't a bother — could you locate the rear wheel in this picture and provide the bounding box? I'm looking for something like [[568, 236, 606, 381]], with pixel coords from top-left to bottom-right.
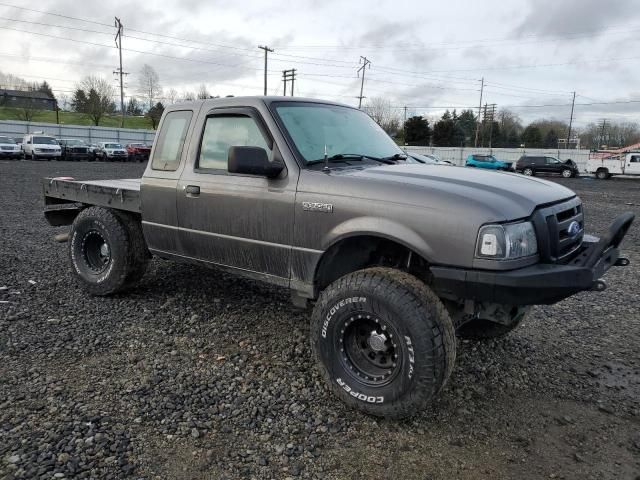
[[69, 207, 147, 295], [522, 167, 534, 176], [311, 267, 456, 419], [561, 168, 573, 178], [596, 169, 610, 180]]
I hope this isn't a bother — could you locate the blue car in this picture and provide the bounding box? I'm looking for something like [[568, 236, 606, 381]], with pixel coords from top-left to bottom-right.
[[465, 154, 513, 171]]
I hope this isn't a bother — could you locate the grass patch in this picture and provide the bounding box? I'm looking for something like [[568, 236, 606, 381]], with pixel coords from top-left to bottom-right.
[[0, 107, 154, 130]]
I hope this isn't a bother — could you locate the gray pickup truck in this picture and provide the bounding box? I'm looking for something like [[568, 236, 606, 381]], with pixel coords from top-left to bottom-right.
[[43, 97, 634, 418]]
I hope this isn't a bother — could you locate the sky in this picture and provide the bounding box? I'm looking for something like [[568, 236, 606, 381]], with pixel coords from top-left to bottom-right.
[[1, 0, 640, 127]]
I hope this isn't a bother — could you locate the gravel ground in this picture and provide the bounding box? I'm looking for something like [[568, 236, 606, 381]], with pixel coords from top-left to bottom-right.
[[1, 160, 639, 480]]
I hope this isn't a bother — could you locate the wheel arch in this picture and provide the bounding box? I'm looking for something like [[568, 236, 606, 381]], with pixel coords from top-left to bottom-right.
[[313, 227, 433, 296]]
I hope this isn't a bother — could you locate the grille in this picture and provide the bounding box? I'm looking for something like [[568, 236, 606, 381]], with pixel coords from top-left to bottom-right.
[[71, 147, 89, 153], [1, 146, 14, 150], [533, 197, 584, 262]]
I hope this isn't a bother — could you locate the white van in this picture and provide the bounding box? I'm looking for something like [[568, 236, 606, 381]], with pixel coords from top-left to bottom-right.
[[22, 133, 61, 161]]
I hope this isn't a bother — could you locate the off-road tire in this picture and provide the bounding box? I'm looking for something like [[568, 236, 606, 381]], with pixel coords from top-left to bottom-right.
[[311, 267, 456, 419], [456, 312, 528, 340], [523, 167, 534, 176], [113, 211, 151, 288], [69, 206, 135, 295]]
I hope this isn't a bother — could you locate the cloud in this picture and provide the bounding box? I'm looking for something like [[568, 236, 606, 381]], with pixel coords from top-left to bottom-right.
[[514, 0, 640, 36]]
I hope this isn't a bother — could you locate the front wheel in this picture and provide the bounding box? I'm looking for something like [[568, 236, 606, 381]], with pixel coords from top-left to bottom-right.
[[311, 267, 456, 419]]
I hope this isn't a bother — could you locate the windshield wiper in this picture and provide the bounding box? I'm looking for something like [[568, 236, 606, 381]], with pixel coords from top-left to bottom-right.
[[306, 153, 366, 165], [380, 153, 408, 162]]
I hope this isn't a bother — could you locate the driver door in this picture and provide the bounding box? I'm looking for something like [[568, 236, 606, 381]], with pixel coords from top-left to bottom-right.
[[626, 154, 640, 175], [176, 107, 296, 281]]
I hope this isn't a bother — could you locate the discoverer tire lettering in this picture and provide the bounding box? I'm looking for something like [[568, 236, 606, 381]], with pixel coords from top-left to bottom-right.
[[311, 267, 456, 419]]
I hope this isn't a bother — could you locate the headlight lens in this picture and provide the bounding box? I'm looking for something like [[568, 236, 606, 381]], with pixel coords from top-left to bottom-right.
[[476, 221, 538, 260]]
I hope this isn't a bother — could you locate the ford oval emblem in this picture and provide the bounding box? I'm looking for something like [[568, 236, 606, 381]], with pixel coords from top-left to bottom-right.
[[567, 221, 581, 238]]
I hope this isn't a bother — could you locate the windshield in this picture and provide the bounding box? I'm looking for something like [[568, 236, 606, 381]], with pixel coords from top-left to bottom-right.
[[130, 143, 146, 147], [105, 143, 123, 149], [33, 137, 58, 145], [273, 102, 402, 164], [66, 139, 84, 145], [0, 136, 15, 144]]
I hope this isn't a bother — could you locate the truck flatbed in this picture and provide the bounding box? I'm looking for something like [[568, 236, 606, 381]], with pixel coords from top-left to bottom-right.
[[43, 177, 141, 226]]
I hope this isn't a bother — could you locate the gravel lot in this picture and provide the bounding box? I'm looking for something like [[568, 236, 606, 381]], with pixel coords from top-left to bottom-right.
[[1, 160, 639, 480]]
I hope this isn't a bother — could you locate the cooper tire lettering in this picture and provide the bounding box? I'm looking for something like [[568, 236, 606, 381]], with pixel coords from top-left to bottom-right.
[[336, 378, 383, 403]]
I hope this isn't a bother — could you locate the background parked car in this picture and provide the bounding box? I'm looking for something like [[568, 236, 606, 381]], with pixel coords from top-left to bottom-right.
[[126, 143, 151, 162], [58, 138, 91, 161], [515, 155, 578, 178], [465, 154, 513, 171], [405, 152, 454, 165], [0, 135, 22, 160], [22, 133, 61, 161], [96, 142, 128, 161]]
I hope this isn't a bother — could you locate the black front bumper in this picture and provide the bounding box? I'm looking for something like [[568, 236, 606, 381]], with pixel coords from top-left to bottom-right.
[[431, 212, 634, 305]]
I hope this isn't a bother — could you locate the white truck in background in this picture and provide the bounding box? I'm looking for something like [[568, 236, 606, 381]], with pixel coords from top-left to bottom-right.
[[587, 152, 640, 179]]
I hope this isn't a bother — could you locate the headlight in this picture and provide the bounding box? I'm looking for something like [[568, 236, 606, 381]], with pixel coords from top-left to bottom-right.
[[476, 221, 538, 260]]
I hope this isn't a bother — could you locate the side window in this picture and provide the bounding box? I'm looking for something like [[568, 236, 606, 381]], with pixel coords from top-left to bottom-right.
[[198, 115, 270, 171], [152, 110, 193, 171], [630, 156, 640, 163]]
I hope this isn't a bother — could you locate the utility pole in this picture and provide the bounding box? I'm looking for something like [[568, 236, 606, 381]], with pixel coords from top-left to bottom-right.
[[566, 91, 576, 149], [474, 77, 484, 148], [357, 56, 371, 109], [258, 45, 274, 96], [403, 105, 408, 145], [282, 69, 297, 96], [599, 119, 607, 149], [483, 103, 497, 151], [114, 17, 127, 128], [55, 99, 59, 124]]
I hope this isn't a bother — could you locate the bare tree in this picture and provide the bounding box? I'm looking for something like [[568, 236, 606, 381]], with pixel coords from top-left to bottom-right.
[[197, 84, 210, 99], [17, 100, 37, 121], [363, 97, 401, 135], [182, 91, 196, 102], [166, 88, 179, 105], [75, 76, 116, 126], [137, 64, 162, 111]]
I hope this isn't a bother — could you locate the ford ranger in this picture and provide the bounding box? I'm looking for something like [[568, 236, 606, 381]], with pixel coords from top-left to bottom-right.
[[42, 97, 634, 418]]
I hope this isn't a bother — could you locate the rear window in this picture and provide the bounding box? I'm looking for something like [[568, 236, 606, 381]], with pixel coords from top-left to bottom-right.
[[152, 110, 193, 171]]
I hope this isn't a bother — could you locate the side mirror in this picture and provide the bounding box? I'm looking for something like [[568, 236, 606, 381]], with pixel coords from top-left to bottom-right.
[[228, 146, 284, 178]]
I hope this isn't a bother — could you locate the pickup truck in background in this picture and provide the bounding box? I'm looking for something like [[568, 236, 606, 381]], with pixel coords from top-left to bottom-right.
[[587, 152, 640, 179], [42, 97, 634, 419]]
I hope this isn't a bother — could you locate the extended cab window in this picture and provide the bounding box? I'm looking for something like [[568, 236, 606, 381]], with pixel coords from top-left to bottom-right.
[[152, 110, 193, 171], [198, 115, 269, 171]]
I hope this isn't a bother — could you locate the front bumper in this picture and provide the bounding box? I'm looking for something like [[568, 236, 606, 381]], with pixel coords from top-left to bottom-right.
[[431, 212, 634, 305], [0, 150, 20, 157]]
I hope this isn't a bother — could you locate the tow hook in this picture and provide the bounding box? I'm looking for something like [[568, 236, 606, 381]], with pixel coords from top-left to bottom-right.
[[591, 279, 607, 292], [54, 232, 69, 243], [614, 257, 630, 267]]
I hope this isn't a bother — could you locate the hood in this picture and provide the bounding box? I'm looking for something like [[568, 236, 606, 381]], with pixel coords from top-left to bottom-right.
[[334, 164, 576, 221]]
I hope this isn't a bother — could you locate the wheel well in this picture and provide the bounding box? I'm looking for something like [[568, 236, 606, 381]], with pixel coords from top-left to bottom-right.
[[314, 235, 429, 294], [596, 167, 609, 172]]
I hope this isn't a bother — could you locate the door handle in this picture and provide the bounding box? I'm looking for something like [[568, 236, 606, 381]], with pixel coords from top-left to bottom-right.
[[185, 185, 200, 196]]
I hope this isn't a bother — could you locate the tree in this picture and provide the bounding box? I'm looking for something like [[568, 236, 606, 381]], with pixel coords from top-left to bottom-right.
[[145, 102, 165, 129], [496, 110, 522, 147], [543, 129, 559, 148], [197, 84, 211, 99], [363, 97, 401, 135], [166, 88, 179, 104], [126, 97, 143, 116], [432, 110, 465, 146], [521, 125, 543, 148], [17, 100, 37, 121], [404, 116, 431, 145], [183, 91, 196, 101], [456, 109, 477, 146], [138, 64, 162, 111], [37, 81, 55, 100], [73, 76, 116, 125]]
